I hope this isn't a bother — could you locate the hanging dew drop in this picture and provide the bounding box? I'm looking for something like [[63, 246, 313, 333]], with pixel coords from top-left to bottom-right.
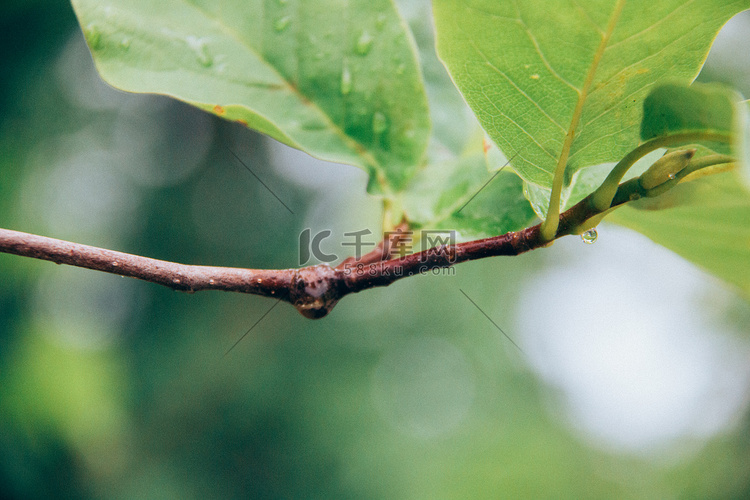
[[355, 31, 374, 55], [581, 228, 598, 244], [668, 173, 677, 180], [274, 16, 291, 32]]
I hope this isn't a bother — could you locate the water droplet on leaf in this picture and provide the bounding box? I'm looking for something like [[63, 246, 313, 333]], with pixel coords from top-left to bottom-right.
[[668, 173, 676, 180], [301, 117, 326, 131], [341, 62, 352, 95], [85, 24, 102, 50], [376, 14, 387, 30], [186, 36, 213, 67], [356, 31, 374, 55], [274, 16, 291, 32], [372, 112, 388, 135], [198, 54, 213, 67], [581, 228, 598, 244]]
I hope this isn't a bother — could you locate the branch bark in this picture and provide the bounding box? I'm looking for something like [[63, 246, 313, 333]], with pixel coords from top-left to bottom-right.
[[0, 173, 683, 318], [0, 228, 295, 299]]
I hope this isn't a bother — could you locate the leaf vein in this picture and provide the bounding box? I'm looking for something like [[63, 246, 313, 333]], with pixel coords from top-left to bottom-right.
[[517, 14, 581, 92], [468, 41, 568, 133], [606, 0, 696, 50], [570, 0, 606, 34]]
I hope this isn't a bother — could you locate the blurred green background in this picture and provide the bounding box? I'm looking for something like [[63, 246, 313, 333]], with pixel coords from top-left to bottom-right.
[[2, 2, 750, 498]]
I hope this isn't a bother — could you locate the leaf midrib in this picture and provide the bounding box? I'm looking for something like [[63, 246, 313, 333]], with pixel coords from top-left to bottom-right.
[[552, 0, 627, 186]]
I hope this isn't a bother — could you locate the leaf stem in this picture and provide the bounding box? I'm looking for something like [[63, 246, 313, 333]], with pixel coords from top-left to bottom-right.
[[540, 0, 626, 242], [589, 131, 733, 211]]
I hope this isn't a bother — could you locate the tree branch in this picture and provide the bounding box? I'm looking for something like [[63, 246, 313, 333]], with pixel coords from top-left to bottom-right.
[[0, 229, 295, 300], [0, 157, 733, 319], [335, 221, 410, 269]]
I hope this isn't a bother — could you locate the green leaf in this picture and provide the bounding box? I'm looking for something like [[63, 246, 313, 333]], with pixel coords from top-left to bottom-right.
[[432, 0, 750, 191], [70, 0, 430, 193], [525, 81, 743, 218], [403, 134, 537, 240], [395, 0, 478, 158], [641, 83, 739, 141], [609, 171, 750, 297]]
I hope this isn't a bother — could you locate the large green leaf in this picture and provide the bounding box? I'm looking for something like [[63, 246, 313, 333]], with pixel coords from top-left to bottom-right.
[[70, 0, 430, 193], [433, 0, 750, 192], [641, 83, 739, 142], [609, 171, 750, 297]]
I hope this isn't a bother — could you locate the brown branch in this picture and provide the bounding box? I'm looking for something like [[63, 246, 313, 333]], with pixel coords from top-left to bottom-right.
[[0, 176, 646, 319], [335, 221, 410, 269], [0, 229, 295, 300]]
